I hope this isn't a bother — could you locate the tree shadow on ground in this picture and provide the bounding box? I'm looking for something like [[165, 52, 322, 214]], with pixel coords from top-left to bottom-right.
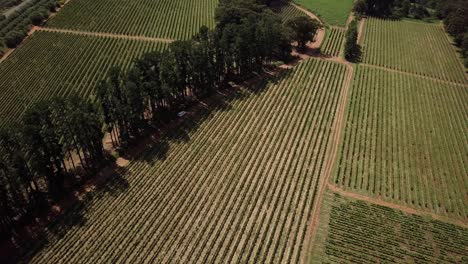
[[14, 165, 129, 263]]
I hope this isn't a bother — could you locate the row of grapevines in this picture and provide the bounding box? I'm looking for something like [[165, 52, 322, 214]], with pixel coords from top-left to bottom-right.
[[274, 3, 307, 22], [46, 0, 218, 40], [361, 17, 467, 84], [334, 65, 468, 220], [0, 0, 21, 11], [312, 192, 468, 263], [24, 58, 348, 263], [0, 31, 167, 127], [321, 27, 345, 57]]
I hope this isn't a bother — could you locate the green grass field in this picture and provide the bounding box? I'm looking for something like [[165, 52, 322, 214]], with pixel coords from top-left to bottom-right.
[[294, 0, 353, 27], [46, 0, 218, 39], [361, 18, 467, 84], [333, 65, 468, 220], [0, 31, 167, 127], [311, 191, 468, 263], [22, 58, 349, 263]]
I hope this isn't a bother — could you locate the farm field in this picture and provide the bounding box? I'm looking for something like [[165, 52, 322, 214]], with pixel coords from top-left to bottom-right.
[[294, 0, 353, 27], [0, 30, 167, 127], [22, 58, 349, 263], [333, 65, 468, 220], [310, 191, 468, 263], [321, 27, 345, 57], [361, 18, 467, 84], [275, 3, 307, 22], [46, 0, 218, 40]]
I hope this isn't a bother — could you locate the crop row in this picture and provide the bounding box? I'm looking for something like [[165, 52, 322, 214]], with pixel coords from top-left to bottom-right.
[[321, 27, 345, 57], [46, 0, 218, 39], [314, 192, 468, 263], [24, 58, 348, 263], [333, 65, 468, 220], [361, 17, 467, 84], [0, 31, 167, 127], [275, 4, 307, 22], [0, 0, 21, 10]]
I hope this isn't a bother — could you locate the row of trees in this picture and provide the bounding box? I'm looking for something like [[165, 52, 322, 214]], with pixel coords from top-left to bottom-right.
[[0, 96, 104, 239], [436, 0, 468, 67], [344, 19, 361, 62], [353, 0, 434, 19], [0, 0, 321, 241], [97, 0, 321, 146]]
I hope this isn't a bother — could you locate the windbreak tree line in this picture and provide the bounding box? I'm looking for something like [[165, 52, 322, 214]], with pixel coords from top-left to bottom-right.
[[96, 0, 320, 147], [0, 95, 104, 239], [0, 0, 320, 242], [353, 0, 435, 19], [344, 19, 361, 62]]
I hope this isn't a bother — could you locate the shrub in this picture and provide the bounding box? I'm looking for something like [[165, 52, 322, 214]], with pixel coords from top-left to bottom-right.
[[4, 31, 25, 48]]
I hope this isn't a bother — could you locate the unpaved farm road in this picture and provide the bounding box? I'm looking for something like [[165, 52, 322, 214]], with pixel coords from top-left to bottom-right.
[[34, 27, 175, 43], [291, 3, 325, 49], [327, 183, 468, 228]]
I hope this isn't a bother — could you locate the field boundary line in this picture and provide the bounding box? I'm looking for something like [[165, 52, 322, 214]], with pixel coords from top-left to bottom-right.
[[35, 27, 175, 43], [360, 63, 468, 86], [357, 17, 366, 44], [302, 61, 354, 264], [327, 183, 468, 228]]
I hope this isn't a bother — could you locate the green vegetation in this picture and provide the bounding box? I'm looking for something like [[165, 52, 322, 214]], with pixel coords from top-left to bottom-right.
[[46, 0, 218, 39], [0, 0, 59, 50], [22, 58, 348, 263], [275, 3, 307, 22], [344, 19, 361, 62], [0, 0, 21, 10], [0, 31, 167, 127], [312, 192, 468, 263], [294, 0, 353, 26], [321, 27, 345, 57], [334, 65, 468, 220], [361, 18, 467, 83]]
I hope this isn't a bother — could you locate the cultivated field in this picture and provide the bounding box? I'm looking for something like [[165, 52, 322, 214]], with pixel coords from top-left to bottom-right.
[[22, 58, 349, 263], [46, 0, 218, 39], [321, 27, 345, 57], [294, 0, 353, 26], [276, 3, 307, 22], [0, 31, 167, 127], [311, 191, 468, 263], [361, 18, 467, 84], [333, 65, 468, 220]]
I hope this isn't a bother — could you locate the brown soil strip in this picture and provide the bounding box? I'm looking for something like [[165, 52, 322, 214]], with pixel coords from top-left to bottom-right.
[[302, 61, 354, 263], [327, 183, 468, 228], [357, 17, 366, 44], [35, 27, 175, 43], [0, 49, 14, 63], [360, 63, 468, 86], [291, 3, 325, 49]]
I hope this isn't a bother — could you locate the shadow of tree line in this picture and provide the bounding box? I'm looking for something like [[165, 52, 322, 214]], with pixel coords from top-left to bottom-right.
[[14, 67, 292, 263]]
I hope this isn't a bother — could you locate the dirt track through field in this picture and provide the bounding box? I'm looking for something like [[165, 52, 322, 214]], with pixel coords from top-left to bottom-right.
[[357, 17, 366, 44], [361, 63, 468, 86], [34, 27, 175, 43], [302, 59, 353, 263], [291, 3, 325, 48], [327, 183, 468, 228]]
